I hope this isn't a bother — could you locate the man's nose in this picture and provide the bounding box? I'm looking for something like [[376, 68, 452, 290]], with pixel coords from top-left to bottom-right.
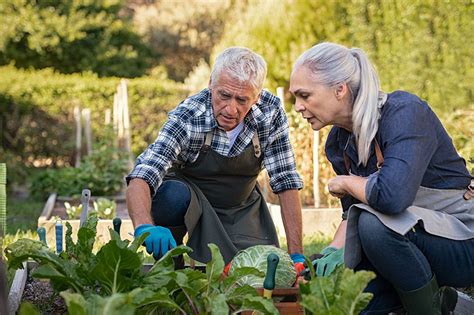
[[226, 99, 238, 115]]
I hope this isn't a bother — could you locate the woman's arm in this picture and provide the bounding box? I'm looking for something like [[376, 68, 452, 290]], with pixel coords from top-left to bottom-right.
[[328, 175, 368, 204]]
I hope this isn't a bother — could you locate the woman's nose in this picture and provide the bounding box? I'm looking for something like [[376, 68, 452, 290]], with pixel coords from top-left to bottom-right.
[[294, 100, 305, 112]]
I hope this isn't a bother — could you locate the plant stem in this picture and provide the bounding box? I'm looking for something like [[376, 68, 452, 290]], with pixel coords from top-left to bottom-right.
[[112, 256, 121, 294]]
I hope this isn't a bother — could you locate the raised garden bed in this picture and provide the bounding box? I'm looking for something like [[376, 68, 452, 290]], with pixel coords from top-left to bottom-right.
[[37, 193, 134, 247], [7, 261, 305, 314]]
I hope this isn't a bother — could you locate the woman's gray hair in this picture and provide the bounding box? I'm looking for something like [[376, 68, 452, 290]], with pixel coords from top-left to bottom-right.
[[293, 42, 382, 166], [210, 47, 267, 94]]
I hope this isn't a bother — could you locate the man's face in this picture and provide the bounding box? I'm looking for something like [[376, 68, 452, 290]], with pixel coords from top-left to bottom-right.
[[209, 73, 260, 131]]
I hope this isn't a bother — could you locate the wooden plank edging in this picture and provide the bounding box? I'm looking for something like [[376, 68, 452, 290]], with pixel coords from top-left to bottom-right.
[[38, 193, 57, 223], [7, 262, 27, 315]]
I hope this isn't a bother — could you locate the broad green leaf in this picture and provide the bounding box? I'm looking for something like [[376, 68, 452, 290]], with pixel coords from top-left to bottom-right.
[[92, 240, 143, 294], [222, 267, 263, 293], [147, 245, 193, 275], [209, 293, 229, 314], [226, 285, 259, 302], [18, 302, 40, 315], [61, 292, 87, 315], [206, 243, 225, 287], [233, 296, 279, 315], [299, 267, 375, 315], [4, 238, 49, 269], [108, 228, 130, 248], [32, 264, 82, 293], [131, 287, 182, 312]]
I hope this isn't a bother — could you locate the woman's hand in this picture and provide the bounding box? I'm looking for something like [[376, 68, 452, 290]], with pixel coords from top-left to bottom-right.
[[328, 175, 369, 203], [328, 175, 349, 198]]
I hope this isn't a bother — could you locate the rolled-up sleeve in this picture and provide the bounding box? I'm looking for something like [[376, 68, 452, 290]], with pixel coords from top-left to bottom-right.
[[365, 100, 437, 214], [126, 116, 190, 196], [265, 107, 303, 193]]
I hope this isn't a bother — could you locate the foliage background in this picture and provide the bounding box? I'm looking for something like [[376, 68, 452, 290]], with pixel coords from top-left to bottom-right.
[[0, 0, 472, 208]]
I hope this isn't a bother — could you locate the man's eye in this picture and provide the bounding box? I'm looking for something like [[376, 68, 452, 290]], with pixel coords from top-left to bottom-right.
[[300, 94, 309, 100], [236, 98, 247, 105]]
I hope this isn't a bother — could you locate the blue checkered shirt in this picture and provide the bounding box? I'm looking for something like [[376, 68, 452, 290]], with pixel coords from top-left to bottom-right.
[[127, 88, 303, 195]]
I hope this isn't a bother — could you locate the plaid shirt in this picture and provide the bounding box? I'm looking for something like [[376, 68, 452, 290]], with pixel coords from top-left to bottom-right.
[[127, 88, 303, 195]]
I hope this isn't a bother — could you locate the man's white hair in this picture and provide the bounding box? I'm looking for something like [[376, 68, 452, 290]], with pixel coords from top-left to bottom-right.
[[210, 47, 267, 94]]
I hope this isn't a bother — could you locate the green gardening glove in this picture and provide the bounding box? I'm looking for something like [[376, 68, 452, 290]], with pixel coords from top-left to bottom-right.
[[314, 246, 344, 277]]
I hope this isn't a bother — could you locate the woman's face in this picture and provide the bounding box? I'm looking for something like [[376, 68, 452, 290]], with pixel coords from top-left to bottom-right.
[[289, 65, 352, 131]]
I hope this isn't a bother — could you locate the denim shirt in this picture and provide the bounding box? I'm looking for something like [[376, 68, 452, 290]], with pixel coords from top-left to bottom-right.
[[326, 91, 471, 218]]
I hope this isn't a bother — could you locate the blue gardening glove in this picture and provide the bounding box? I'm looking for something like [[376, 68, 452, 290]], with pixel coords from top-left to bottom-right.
[[314, 246, 344, 277], [134, 224, 177, 260]]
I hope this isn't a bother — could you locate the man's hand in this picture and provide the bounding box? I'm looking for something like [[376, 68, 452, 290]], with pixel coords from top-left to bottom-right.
[[134, 224, 177, 260], [290, 253, 306, 285], [313, 246, 344, 277]]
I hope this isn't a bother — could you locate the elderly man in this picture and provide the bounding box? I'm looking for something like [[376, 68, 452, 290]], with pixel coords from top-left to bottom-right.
[[126, 47, 304, 269]]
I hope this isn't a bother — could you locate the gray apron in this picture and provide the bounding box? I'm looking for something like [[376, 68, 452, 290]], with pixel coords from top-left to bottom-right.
[[167, 131, 279, 264], [344, 150, 474, 268]]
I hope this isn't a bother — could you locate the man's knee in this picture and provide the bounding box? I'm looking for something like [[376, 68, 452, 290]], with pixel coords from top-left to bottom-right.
[[151, 180, 191, 226]]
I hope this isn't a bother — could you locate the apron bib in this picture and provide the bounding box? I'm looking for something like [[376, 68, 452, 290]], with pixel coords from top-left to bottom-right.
[[167, 131, 279, 263]]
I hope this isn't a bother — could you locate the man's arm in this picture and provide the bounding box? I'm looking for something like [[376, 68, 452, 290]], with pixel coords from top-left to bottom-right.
[[126, 178, 154, 228], [278, 189, 303, 254]]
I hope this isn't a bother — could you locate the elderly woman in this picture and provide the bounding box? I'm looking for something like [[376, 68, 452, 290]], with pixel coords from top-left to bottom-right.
[[290, 42, 473, 314]]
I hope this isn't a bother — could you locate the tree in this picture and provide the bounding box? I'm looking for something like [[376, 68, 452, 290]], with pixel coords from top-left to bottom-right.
[[0, 0, 150, 77], [131, 0, 238, 81]]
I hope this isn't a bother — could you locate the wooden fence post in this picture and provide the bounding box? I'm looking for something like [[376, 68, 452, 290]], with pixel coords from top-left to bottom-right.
[[82, 108, 92, 156], [120, 79, 134, 171], [313, 131, 320, 208], [0, 163, 6, 235], [74, 105, 82, 167]]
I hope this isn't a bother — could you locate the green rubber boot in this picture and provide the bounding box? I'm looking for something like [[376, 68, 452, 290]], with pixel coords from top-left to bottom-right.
[[396, 276, 457, 315]]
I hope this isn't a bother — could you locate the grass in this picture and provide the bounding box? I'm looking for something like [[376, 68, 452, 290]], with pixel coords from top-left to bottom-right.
[[5, 196, 43, 235]]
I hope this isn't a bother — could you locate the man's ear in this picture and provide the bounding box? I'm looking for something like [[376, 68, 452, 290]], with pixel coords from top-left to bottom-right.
[[334, 83, 348, 100]]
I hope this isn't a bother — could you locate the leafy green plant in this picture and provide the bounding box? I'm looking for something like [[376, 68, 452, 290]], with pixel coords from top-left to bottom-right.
[[92, 198, 116, 219], [5, 214, 278, 314], [30, 126, 129, 200], [65, 198, 116, 220], [299, 265, 375, 315], [64, 202, 82, 220]]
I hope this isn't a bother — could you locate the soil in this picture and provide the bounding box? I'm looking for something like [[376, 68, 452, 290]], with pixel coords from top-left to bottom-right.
[[22, 275, 67, 314]]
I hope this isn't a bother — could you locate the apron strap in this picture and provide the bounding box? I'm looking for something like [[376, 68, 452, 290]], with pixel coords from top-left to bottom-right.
[[374, 139, 384, 169], [343, 138, 384, 174], [203, 132, 213, 152], [252, 132, 261, 158]]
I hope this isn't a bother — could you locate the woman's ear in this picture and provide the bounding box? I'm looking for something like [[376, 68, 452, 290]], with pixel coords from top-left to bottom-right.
[[334, 83, 349, 100]]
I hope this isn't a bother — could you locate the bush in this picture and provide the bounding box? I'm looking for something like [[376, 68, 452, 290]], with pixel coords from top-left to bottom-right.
[[0, 65, 189, 167], [29, 127, 129, 200]]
